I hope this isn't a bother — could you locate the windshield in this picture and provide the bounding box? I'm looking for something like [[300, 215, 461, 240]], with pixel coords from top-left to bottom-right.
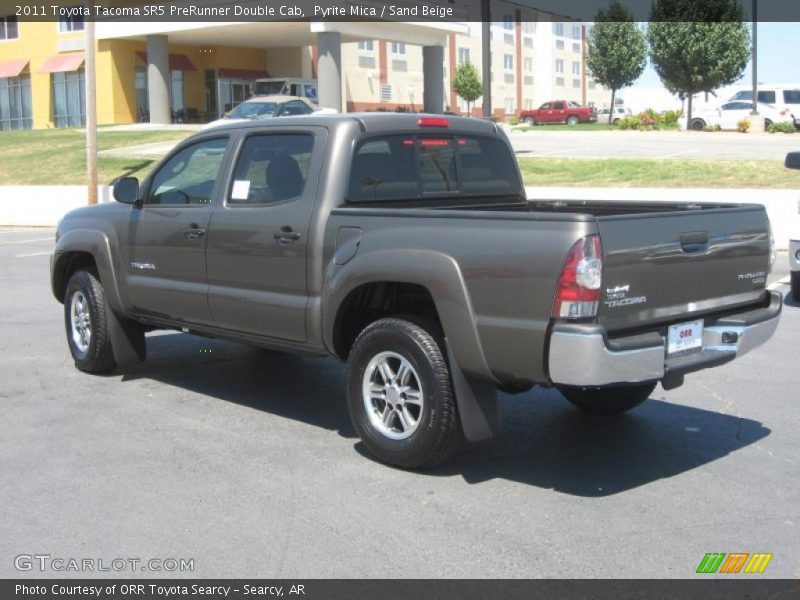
[[228, 101, 280, 119]]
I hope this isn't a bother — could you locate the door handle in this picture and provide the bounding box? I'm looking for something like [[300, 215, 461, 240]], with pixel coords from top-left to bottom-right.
[[184, 225, 206, 240], [274, 227, 302, 243]]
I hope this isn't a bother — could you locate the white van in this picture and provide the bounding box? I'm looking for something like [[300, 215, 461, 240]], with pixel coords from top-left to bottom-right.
[[728, 85, 800, 126], [253, 78, 318, 105]]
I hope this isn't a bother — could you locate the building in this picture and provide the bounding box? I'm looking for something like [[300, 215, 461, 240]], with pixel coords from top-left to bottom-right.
[[0, 2, 609, 130]]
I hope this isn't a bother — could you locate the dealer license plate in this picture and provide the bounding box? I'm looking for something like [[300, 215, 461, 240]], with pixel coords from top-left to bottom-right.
[[667, 320, 704, 357]]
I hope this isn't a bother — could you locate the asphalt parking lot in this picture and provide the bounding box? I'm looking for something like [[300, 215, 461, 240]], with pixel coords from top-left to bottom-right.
[[509, 129, 799, 160], [1, 228, 798, 579]]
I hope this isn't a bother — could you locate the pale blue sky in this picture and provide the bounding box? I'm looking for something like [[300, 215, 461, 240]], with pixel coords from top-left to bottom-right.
[[634, 22, 800, 88]]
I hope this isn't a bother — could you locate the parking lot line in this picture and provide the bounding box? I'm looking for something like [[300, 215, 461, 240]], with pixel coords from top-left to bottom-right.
[[0, 238, 53, 245], [15, 251, 51, 258]]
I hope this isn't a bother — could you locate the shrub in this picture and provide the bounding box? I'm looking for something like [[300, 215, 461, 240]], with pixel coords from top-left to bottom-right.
[[615, 115, 643, 130], [737, 118, 751, 133], [768, 122, 795, 134], [394, 106, 409, 113], [703, 124, 722, 132], [661, 110, 682, 127], [507, 116, 520, 126]]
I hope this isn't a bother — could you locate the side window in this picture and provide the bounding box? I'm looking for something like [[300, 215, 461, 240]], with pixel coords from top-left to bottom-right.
[[553, 102, 565, 110], [783, 90, 800, 104], [757, 90, 776, 104], [147, 138, 228, 206], [228, 133, 313, 205], [280, 100, 312, 116], [540, 102, 551, 110]]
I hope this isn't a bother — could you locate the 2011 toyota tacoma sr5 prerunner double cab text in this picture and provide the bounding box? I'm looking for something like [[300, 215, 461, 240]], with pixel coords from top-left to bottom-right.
[[51, 114, 782, 468]]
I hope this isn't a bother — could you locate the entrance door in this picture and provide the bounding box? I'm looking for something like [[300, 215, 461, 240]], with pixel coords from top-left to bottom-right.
[[205, 128, 326, 342]]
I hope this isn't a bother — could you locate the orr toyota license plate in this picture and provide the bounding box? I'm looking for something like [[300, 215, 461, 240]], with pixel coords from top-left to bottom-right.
[[667, 319, 704, 357]]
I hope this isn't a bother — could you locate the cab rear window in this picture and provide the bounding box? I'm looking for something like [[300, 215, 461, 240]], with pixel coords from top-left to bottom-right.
[[347, 134, 521, 203]]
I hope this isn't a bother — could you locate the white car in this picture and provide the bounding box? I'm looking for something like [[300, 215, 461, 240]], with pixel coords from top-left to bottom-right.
[[204, 95, 324, 129], [597, 106, 633, 124], [729, 86, 800, 124], [787, 152, 800, 301], [686, 101, 795, 131]]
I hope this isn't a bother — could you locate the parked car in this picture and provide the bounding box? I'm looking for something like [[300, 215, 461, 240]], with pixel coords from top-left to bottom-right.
[[597, 106, 633, 124], [204, 95, 318, 129], [519, 100, 597, 125], [786, 152, 800, 301], [729, 86, 800, 127], [52, 113, 781, 469], [685, 101, 795, 131]]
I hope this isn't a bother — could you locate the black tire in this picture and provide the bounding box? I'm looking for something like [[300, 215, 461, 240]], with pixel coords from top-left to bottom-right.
[[558, 382, 656, 415], [764, 119, 773, 131], [567, 115, 579, 126], [346, 317, 462, 469], [64, 269, 116, 374], [690, 119, 706, 131], [525, 116, 535, 126], [792, 271, 800, 302]]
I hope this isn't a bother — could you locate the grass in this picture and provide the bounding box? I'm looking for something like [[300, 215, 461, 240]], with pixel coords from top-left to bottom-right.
[[513, 122, 619, 132], [518, 157, 800, 188], [0, 128, 191, 185]]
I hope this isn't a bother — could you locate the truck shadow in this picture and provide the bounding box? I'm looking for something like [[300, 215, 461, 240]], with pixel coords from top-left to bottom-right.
[[123, 332, 770, 498]]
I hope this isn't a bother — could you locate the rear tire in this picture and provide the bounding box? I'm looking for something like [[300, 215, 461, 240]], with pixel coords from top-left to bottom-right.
[[791, 271, 800, 302], [690, 119, 706, 131], [64, 269, 116, 374], [567, 115, 579, 126], [764, 119, 773, 131], [559, 382, 656, 415], [346, 317, 462, 469]]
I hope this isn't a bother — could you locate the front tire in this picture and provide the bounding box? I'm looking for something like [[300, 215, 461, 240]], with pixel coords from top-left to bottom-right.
[[524, 116, 535, 126], [346, 318, 461, 469], [690, 119, 706, 131], [64, 269, 116, 374], [559, 382, 656, 415], [791, 271, 800, 302]]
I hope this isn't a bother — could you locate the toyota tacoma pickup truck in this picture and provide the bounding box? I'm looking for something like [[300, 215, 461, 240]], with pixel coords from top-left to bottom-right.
[[519, 100, 597, 126], [51, 113, 781, 468]]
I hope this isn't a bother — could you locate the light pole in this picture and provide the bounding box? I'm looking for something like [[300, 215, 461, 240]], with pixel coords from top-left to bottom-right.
[[750, 0, 758, 116], [85, 12, 98, 205]]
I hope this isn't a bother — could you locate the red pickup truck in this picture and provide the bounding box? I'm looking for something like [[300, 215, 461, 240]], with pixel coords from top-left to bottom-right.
[[519, 100, 597, 125]]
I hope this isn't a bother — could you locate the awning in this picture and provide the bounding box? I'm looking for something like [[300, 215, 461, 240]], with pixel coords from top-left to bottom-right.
[[0, 59, 28, 78], [136, 51, 197, 72], [39, 53, 85, 74], [218, 68, 270, 80]]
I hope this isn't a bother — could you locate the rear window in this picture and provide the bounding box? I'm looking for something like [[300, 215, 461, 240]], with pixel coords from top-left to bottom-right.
[[783, 90, 800, 104], [347, 134, 521, 203]]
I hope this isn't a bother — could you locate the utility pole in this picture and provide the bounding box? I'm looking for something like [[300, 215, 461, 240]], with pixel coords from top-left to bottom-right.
[[85, 13, 98, 205], [481, 0, 492, 119], [750, 0, 758, 116]]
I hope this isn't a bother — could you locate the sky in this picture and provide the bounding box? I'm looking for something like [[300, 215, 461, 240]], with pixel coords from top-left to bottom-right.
[[632, 22, 800, 89]]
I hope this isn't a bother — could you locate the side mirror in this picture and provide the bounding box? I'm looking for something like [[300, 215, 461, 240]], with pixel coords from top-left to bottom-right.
[[112, 177, 139, 204], [786, 152, 800, 170]]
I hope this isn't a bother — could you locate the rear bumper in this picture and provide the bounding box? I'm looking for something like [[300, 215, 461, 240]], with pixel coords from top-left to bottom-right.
[[548, 291, 782, 387]]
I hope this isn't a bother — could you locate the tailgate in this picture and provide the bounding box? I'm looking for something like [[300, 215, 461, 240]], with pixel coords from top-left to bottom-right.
[[596, 205, 771, 332]]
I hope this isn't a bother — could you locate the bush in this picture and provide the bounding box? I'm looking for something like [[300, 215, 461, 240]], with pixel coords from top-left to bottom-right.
[[703, 124, 722, 132], [615, 115, 642, 130], [768, 121, 795, 134], [661, 110, 682, 127], [737, 118, 751, 133], [507, 116, 520, 126]]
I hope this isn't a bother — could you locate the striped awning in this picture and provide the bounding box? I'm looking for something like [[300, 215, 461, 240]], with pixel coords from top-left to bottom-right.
[[136, 51, 197, 72], [0, 59, 28, 78], [39, 53, 85, 74]]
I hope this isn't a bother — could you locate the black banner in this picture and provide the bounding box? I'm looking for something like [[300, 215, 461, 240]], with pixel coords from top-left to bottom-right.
[[2, 0, 800, 23], [3, 580, 800, 600]]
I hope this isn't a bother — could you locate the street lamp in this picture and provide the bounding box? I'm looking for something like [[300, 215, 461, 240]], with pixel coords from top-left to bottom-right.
[[750, 0, 758, 116]]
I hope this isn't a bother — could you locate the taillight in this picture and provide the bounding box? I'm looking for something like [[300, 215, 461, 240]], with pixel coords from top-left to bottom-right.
[[552, 235, 603, 319], [417, 117, 449, 128]]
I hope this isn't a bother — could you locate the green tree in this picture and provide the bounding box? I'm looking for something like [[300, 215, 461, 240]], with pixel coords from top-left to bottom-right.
[[647, 0, 750, 130], [452, 62, 482, 117], [586, 1, 648, 123]]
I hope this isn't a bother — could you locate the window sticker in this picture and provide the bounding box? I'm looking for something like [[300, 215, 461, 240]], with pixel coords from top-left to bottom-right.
[[231, 180, 251, 201]]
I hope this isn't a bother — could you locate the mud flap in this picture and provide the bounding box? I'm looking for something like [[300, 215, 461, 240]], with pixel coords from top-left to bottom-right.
[[106, 301, 146, 365], [446, 342, 500, 442]]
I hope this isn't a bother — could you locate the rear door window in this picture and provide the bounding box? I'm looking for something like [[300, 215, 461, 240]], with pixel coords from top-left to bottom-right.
[[347, 134, 521, 203], [757, 90, 776, 104], [783, 90, 800, 104]]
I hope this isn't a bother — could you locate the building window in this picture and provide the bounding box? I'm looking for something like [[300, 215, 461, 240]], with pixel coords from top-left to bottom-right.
[[556, 40, 564, 50], [52, 68, 85, 128], [573, 78, 581, 88], [357, 40, 374, 52], [555, 59, 564, 74], [556, 77, 565, 87], [392, 59, 407, 72], [0, 15, 19, 40], [524, 75, 533, 86], [504, 33, 514, 45], [504, 97, 514, 114], [503, 54, 513, 70], [573, 42, 581, 53], [380, 84, 392, 102], [391, 42, 406, 55], [524, 99, 533, 110], [572, 25, 581, 40], [554, 22, 564, 37], [458, 47, 469, 64], [504, 73, 514, 83], [523, 37, 533, 48], [523, 57, 532, 73], [0, 74, 32, 130], [572, 61, 580, 76], [522, 21, 535, 34], [589, 80, 596, 90], [135, 67, 148, 121], [58, 11, 85, 33], [358, 55, 376, 69], [503, 15, 513, 30], [171, 70, 184, 115]]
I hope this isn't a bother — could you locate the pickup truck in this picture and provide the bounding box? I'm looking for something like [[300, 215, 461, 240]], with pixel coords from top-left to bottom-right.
[[51, 113, 781, 469], [519, 100, 597, 126]]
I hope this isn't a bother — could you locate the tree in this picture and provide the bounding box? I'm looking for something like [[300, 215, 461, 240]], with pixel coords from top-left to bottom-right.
[[586, 1, 647, 123], [452, 62, 482, 117], [647, 0, 750, 130]]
